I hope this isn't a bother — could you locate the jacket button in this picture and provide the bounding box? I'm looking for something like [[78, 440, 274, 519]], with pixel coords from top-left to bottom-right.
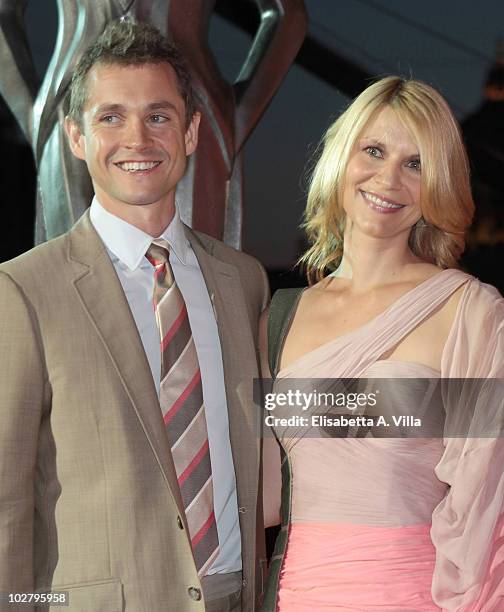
[[238, 506, 247, 513], [177, 516, 184, 529], [188, 587, 202, 601]]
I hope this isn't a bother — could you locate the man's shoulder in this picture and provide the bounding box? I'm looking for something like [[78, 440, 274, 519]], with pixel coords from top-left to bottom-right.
[[0, 232, 70, 281], [0, 211, 99, 284], [187, 227, 270, 307], [0, 233, 75, 314], [189, 227, 264, 271]]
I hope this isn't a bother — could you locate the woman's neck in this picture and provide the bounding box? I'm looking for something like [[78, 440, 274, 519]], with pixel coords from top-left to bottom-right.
[[334, 226, 423, 293]]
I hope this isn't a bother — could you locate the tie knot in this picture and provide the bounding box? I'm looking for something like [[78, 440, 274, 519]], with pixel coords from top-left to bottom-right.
[[146, 240, 170, 267]]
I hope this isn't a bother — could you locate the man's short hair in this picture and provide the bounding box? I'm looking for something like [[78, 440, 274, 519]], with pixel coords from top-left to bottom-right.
[[66, 19, 197, 127]]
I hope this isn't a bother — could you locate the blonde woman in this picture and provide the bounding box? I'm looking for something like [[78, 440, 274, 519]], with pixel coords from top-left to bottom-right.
[[260, 77, 504, 611]]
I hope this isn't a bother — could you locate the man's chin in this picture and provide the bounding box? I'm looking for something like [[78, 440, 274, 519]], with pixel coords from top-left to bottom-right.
[[109, 194, 169, 208]]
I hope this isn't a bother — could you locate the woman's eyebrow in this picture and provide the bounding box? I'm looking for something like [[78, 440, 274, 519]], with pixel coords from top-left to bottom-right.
[[359, 137, 386, 147]]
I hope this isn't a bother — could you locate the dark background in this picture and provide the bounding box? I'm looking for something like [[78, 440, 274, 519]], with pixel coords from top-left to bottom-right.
[[1, 0, 503, 291]]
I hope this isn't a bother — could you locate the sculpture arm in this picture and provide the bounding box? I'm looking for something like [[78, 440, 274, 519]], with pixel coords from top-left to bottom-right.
[[233, 0, 307, 152], [166, 0, 236, 159], [166, 0, 306, 196], [0, 0, 39, 141]]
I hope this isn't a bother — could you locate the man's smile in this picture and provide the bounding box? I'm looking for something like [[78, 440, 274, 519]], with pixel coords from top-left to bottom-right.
[[114, 160, 163, 173]]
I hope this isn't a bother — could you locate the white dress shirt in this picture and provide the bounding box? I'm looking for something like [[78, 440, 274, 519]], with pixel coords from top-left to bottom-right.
[[90, 197, 241, 575]]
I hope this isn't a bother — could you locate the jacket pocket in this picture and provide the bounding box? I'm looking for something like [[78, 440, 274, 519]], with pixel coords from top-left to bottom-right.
[[49, 578, 123, 612]]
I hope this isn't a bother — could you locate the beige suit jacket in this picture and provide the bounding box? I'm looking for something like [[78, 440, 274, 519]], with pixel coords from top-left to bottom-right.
[[0, 211, 269, 611]]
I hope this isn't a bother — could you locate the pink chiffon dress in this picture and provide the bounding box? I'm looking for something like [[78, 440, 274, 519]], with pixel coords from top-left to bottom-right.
[[271, 270, 504, 611]]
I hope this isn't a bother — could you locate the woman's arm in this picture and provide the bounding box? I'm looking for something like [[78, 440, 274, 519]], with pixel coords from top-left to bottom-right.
[[432, 280, 504, 610]]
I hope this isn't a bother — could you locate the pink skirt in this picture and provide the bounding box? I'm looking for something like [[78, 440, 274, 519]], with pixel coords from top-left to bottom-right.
[[277, 522, 440, 611]]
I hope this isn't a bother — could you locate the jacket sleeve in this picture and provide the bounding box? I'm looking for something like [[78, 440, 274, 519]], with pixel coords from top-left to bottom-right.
[[0, 271, 47, 609]]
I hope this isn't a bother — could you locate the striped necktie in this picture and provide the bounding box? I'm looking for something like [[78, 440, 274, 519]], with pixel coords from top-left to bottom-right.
[[146, 239, 219, 576]]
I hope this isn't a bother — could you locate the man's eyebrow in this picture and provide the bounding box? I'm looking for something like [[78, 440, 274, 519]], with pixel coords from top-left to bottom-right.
[[93, 103, 125, 114], [92, 101, 178, 114], [146, 101, 178, 112]]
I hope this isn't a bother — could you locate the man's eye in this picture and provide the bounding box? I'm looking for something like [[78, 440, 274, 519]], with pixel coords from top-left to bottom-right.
[[101, 115, 119, 123], [150, 114, 168, 123], [365, 146, 382, 158]]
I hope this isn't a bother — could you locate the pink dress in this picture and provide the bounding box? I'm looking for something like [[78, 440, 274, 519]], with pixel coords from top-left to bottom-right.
[[272, 270, 504, 611]]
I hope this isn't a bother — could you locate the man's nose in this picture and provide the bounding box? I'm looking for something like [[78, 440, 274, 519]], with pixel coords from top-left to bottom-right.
[[123, 118, 151, 149]]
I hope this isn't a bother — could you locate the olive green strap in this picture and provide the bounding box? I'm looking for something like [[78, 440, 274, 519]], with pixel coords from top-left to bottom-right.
[[260, 449, 292, 611], [263, 288, 303, 610], [267, 288, 305, 378]]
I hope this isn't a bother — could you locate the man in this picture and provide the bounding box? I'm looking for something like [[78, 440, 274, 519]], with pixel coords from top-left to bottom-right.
[[0, 21, 269, 612]]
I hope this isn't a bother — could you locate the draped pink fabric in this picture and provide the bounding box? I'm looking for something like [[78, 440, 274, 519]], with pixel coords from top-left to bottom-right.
[[273, 270, 504, 611]]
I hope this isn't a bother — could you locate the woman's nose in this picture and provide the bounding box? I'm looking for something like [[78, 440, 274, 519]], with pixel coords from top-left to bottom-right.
[[375, 160, 402, 190]]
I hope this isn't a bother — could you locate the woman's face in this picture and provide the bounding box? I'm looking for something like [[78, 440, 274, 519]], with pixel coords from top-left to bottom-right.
[[342, 105, 423, 241]]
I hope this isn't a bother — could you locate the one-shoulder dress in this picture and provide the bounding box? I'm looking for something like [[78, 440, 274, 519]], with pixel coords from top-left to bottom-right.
[[263, 270, 504, 611]]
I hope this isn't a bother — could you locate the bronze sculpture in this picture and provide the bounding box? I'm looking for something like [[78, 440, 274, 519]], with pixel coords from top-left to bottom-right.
[[0, 0, 306, 246]]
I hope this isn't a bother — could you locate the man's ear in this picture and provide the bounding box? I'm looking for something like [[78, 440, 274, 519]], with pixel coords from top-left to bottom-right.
[[184, 111, 201, 156], [64, 116, 86, 161]]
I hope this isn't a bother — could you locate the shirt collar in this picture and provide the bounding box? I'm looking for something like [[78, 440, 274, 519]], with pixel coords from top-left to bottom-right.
[[89, 197, 191, 270]]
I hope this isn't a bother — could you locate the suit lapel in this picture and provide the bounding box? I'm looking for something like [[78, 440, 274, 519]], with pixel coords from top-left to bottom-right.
[[186, 229, 261, 494], [68, 212, 186, 518]]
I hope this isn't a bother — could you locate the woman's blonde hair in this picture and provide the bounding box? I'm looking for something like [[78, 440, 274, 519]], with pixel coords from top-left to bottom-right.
[[300, 76, 475, 284]]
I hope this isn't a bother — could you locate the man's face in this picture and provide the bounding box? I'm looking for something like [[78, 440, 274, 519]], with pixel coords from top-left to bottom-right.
[[65, 62, 199, 216]]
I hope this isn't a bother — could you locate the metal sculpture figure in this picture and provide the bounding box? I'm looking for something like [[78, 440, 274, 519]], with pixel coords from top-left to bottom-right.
[[0, 0, 306, 246]]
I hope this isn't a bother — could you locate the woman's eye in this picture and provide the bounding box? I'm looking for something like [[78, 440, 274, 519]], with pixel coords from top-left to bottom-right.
[[408, 159, 421, 171], [365, 146, 382, 158]]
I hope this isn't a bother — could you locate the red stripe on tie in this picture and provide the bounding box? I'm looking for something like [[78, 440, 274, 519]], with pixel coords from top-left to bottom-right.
[[178, 439, 209, 487], [191, 510, 216, 549], [161, 303, 187, 352], [146, 255, 164, 272], [163, 370, 202, 425]]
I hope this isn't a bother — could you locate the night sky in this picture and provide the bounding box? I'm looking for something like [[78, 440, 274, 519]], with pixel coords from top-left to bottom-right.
[[21, 0, 504, 268]]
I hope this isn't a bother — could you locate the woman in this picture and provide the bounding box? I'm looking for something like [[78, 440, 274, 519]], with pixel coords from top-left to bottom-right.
[[260, 77, 504, 611]]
